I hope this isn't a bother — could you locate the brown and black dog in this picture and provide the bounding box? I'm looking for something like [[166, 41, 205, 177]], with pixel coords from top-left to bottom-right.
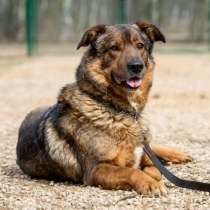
[[16, 21, 191, 195]]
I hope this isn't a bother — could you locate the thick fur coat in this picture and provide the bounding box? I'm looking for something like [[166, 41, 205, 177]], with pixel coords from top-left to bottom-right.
[[17, 22, 191, 195]]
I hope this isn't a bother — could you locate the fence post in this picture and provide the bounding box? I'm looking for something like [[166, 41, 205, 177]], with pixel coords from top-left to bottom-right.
[[118, 0, 128, 24], [25, 0, 38, 56]]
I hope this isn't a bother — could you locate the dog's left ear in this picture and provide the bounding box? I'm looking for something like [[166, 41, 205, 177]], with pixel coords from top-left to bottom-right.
[[77, 24, 106, 49], [135, 21, 166, 43]]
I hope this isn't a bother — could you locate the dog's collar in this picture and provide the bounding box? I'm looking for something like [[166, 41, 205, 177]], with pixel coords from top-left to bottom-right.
[[84, 91, 140, 120]]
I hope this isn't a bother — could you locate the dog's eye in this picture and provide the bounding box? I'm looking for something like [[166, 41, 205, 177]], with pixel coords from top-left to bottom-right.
[[137, 43, 144, 49], [110, 45, 119, 51]]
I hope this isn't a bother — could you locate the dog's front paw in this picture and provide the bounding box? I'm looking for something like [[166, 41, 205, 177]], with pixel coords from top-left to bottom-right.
[[131, 171, 167, 195]]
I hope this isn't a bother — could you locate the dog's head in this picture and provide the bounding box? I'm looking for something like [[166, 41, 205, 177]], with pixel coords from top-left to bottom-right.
[[77, 21, 165, 105]]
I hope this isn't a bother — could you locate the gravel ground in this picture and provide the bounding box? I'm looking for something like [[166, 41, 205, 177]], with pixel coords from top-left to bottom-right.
[[0, 52, 210, 210]]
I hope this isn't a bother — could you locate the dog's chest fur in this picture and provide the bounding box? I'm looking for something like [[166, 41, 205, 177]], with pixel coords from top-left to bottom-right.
[[57, 84, 145, 168]]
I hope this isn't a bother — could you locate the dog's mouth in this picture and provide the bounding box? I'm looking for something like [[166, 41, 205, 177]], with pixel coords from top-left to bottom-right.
[[111, 73, 142, 90]]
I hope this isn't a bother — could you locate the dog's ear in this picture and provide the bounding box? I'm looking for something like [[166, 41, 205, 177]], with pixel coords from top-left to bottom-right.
[[135, 21, 166, 43], [77, 24, 106, 49]]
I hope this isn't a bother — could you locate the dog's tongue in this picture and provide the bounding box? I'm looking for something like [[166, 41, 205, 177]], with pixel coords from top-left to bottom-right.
[[126, 78, 141, 88]]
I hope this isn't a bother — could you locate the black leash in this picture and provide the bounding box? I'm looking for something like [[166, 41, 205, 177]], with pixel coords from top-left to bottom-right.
[[143, 142, 210, 192]]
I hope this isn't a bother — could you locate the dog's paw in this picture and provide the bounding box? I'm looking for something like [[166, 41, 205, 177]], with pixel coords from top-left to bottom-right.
[[133, 172, 167, 195]]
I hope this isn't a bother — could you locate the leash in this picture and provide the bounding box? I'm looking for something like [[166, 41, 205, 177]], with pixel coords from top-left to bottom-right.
[[143, 142, 210, 192]]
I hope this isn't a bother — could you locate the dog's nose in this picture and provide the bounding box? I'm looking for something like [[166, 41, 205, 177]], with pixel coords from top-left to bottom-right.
[[127, 59, 144, 74]]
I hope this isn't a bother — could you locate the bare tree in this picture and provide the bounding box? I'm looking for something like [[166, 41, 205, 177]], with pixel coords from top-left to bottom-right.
[[190, 0, 208, 42], [1, 0, 20, 41]]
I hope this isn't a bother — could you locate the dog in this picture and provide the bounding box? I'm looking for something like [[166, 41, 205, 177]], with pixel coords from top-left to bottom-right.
[[16, 21, 191, 195]]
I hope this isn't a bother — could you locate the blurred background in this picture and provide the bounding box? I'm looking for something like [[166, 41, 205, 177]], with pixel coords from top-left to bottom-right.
[[0, 1, 210, 209], [0, 0, 210, 56]]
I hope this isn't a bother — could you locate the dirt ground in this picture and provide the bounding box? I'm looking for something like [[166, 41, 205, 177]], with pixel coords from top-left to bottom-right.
[[0, 51, 210, 210]]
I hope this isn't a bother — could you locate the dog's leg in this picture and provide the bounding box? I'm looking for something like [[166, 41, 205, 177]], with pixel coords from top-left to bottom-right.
[[143, 142, 192, 164], [88, 163, 167, 195], [143, 166, 162, 181], [140, 153, 162, 181], [141, 142, 191, 181]]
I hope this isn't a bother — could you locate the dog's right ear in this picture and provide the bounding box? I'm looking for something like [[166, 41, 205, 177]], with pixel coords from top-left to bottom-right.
[[77, 24, 106, 49]]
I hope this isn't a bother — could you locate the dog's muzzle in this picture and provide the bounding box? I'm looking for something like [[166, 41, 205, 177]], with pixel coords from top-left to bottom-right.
[[127, 59, 145, 77]]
